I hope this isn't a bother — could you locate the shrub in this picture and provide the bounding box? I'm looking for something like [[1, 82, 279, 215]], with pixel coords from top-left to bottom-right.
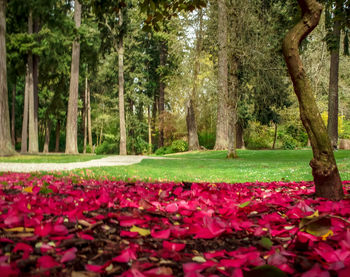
[[198, 132, 215, 149], [155, 146, 174, 155], [244, 121, 272, 149], [171, 140, 188, 152], [95, 141, 118, 155], [282, 136, 297, 150]]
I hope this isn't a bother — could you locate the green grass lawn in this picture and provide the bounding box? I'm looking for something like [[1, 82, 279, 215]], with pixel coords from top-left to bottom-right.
[[0, 154, 105, 163], [75, 149, 350, 183]]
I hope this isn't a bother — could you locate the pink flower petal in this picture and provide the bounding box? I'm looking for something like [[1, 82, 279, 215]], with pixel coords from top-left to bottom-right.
[[151, 229, 171, 239], [60, 247, 77, 263], [37, 255, 59, 269], [163, 241, 186, 252]]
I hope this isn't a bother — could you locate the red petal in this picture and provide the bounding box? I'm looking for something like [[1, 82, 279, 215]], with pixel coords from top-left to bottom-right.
[[60, 247, 77, 263], [163, 241, 186, 251], [37, 255, 59, 269], [151, 229, 171, 239]]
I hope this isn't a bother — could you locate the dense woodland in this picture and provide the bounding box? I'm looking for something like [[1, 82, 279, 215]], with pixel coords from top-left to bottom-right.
[[0, 0, 350, 198]]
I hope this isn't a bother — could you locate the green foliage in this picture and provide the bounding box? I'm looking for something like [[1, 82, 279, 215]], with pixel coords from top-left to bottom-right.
[[244, 122, 273, 149], [171, 139, 188, 152], [155, 146, 174, 155], [95, 141, 118, 155], [198, 132, 215, 149], [39, 182, 53, 195]]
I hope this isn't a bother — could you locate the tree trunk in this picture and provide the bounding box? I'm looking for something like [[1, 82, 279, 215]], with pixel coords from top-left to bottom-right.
[[186, 10, 202, 151], [65, 0, 81, 154], [55, 120, 60, 152], [148, 106, 152, 154], [32, 19, 40, 153], [21, 68, 29, 153], [186, 100, 200, 150], [118, 8, 127, 155], [27, 10, 38, 154], [272, 123, 278, 150], [43, 120, 51, 153], [327, 8, 341, 149], [215, 0, 228, 150], [83, 74, 87, 154], [11, 82, 16, 146], [0, 0, 15, 156], [282, 0, 343, 200], [87, 81, 92, 149], [158, 41, 167, 148], [236, 123, 244, 149], [227, 57, 239, 159]]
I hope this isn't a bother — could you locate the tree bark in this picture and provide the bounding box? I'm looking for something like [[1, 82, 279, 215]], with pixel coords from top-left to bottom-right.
[[186, 10, 202, 151], [32, 19, 40, 153], [87, 81, 92, 149], [283, 0, 343, 200], [27, 10, 38, 154], [11, 82, 16, 146], [236, 123, 244, 149], [148, 106, 152, 154], [65, 0, 81, 154], [215, 0, 228, 150], [21, 68, 29, 153], [227, 57, 239, 159], [83, 74, 87, 154], [327, 5, 341, 149], [118, 8, 127, 155], [158, 41, 167, 148], [55, 120, 60, 152], [43, 120, 51, 153], [0, 0, 15, 156]]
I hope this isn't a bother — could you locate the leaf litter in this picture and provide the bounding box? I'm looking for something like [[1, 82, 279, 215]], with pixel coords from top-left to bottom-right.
[[0, 173, 350, 276]]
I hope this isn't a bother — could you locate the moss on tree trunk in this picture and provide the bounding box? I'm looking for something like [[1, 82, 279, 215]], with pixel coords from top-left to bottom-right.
[[282, 0, 343, 200]]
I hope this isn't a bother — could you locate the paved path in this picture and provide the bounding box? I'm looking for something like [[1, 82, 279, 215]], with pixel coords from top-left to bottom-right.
[[0, 156, 166, 173]]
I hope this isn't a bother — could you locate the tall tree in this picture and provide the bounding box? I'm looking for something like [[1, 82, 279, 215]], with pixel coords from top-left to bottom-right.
[[0, 0, 15, 156], [65, 0, 82, 154], [118, 7, 127, 155], [11, 82, 15, 146], [158, 40, 167, 148], [327, 0, 343, 149], [28, 10, 39, 153], [283, 0, 344, 200], [186, 10, 203, 151], [214, 0, 228, 150]]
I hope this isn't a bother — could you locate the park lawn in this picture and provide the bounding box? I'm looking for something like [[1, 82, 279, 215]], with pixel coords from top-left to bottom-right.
[[0, 154, 106, 163], [75, 149, 350, 183]]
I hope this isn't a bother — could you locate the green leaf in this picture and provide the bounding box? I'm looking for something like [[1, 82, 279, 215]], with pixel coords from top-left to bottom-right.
[[244, 265, 287, 277], [259, 237, 273, 250], [300, 216, 332, 237], [239, 200, 251, 208], [130, 225, 151, 236]]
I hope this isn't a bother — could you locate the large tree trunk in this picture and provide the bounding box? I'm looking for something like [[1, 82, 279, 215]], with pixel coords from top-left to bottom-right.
[[43, 120, 51, 153], [118, 8, 127, 155], [28, 10, 38, 154], [283, 0, 343, 200], [21, 69, 29, 153], [227, 57, 239, 159], [186, 10, 203, 151], [11, 82, 16, 146], [87, 81, 92, 149], [55, 120, 60, 152], [158, 41, 166, 148], [214, 0, 228, 150], [327, 6, 341, 149], [236, 123, 244, 149], [148, 106, 152, 154], [0, 0, 15, 156], [83, 75, 88, 154], [65, 0, 81, 154]]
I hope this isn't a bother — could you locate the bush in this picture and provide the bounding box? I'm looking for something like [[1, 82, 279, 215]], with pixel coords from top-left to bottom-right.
[[282, 136, 297, 150], [95, 141, 118, 155], [155, 146, 174, 155], [244, 121, 272, 149], [171, 140, 188, 152], [198, 132, 215, 149]]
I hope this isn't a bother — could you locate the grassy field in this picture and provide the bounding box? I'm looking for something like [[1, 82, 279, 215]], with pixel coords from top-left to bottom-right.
[[0, 154, 105, 163], [74, 149, 350, 183]]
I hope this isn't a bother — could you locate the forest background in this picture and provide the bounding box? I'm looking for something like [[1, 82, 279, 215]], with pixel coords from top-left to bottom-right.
[[1, 0, 350, 157]]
